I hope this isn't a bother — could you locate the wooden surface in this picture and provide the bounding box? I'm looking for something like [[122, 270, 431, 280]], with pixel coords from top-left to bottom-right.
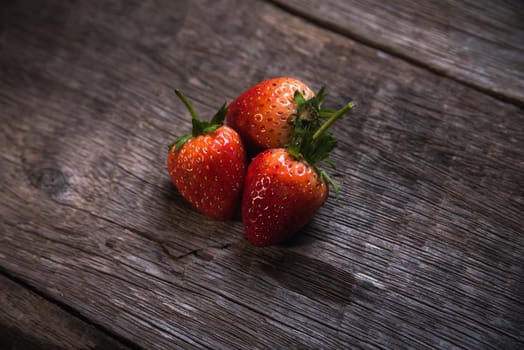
[[1, 0, 523, 349], [0, 274, 130, 350], [271, 0, 524, 105]]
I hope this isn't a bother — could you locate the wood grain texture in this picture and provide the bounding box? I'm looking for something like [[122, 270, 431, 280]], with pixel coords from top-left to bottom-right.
[[271, 0, 524, 105], [1, 0, 523, 349], [0, 274, 130, 350]]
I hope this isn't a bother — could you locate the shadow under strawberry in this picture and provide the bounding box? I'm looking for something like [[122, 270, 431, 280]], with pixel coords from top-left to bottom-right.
[[258, 249, 355, 305]]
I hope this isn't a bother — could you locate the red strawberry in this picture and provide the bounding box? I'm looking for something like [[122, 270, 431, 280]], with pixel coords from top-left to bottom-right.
[[242, 96, 355, 246], [226, 77, 318, 153], [167, 90, 246, 221]]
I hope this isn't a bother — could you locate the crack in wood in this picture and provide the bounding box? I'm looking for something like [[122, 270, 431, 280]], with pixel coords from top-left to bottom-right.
[[174, 243, 236, 262], [0, 267, 143, 350], [264, 0, 524, 108], [45, 199, 204, 263]]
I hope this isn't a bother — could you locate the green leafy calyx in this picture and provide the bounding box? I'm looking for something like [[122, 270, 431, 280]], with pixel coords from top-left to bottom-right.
[[168, 89, 227, 152], [287, 87, 355, 191]]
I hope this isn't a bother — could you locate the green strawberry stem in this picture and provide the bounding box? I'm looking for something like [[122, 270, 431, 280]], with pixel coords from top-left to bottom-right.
[[288, 94, 355, 193], [169, 89, 228, 152], [175, 89, 204, 136], [175, 89, 199, 121], [315, 101, 354, 192], [313, 102, 355, 140]]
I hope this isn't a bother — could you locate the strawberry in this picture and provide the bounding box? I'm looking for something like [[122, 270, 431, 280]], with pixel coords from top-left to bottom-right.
[[242, 93, 355, 246], [167, 90, 246, 221], [226, 77, 320, 153]]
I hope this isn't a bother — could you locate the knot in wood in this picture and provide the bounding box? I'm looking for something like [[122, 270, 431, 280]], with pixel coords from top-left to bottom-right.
[[29, 167, 69, 196]]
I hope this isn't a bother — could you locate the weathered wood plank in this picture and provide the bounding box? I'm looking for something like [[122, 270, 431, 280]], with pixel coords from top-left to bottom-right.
[[0, 274, 130, 350], [1, 0, 523, 349], [270, 0, 524, 105]]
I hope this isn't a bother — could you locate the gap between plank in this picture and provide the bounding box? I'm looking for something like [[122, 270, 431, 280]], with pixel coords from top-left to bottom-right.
[[265, 0, 524, 108], [0, 267, 143, 350]]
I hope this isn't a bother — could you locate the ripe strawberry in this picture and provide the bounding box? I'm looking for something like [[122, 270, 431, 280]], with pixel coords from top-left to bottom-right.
[[226, 77, 320, 153], [167, 90, 246, 221], [242, 95, 355, 246]]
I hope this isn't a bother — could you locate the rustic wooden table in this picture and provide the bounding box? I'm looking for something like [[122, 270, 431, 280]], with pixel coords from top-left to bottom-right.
[[1, 0, 523, 349]]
